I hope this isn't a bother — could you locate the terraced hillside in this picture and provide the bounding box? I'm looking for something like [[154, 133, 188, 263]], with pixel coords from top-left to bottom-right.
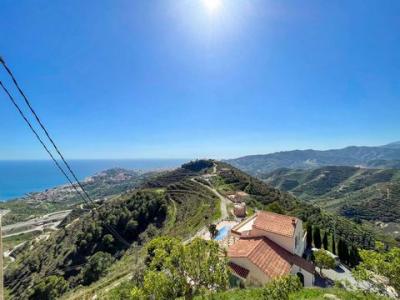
[[261, 166, 400, 239], [4, 161, 220, 300], [213, 162, 379, 248], [4, 160, 389, 299]]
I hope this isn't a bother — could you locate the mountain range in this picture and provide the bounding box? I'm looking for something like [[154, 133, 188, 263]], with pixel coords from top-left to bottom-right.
[[227, 141, 400, 175], [4, 160, 380, 299], [261, 166, 400, 237]]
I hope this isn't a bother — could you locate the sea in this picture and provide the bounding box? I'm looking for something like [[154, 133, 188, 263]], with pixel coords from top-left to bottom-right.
[[0, 159, 188, 201]]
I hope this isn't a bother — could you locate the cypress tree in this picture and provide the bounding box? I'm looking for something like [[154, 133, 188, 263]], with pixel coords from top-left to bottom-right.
[[338, 240, 349, 265], [306, 224, 313, 249], [338, 239, 345, 262], [349, 246, 361, 267], [322, 232, 328, 250], [349, 247, 356, 267], [331, 234, 336, 255], [313, 226, 322, 249]]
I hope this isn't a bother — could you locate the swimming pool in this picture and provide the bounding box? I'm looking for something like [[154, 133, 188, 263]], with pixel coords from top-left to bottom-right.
[[215, 225, 232, 241]]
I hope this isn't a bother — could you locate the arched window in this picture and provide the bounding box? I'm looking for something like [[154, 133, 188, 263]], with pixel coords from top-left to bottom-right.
[[296, 272, 305, 286]]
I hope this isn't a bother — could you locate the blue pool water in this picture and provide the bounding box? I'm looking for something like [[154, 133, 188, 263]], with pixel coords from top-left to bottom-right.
[[215, 225, 232, 241]]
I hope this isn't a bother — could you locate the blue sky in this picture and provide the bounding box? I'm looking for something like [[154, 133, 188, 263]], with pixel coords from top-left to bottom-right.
[[0, 0, 399, 159]]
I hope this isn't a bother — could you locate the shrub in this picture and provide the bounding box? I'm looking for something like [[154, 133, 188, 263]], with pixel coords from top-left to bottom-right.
[[30, 275, 68, 300], [82, 251, 115, 285], [314, 249, 336, 277], [262, 275, 302, 300]]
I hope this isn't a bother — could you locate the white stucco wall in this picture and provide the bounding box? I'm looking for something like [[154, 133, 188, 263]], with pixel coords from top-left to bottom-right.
[[291, 265, 314, 287], [231, 257, 315, 287], [231, 214, 257, 237], [293, 220, 305, 256], [251, 227, 294, 253], [230, 257, 270, 286], [250, 219, 305, 256]]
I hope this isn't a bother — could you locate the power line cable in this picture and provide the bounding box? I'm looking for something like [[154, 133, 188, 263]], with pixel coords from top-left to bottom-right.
[[0, 60, 130, 247], [1, 58, 93, 204], [0, 80, 85, 201], [0, 79, 128, 246]]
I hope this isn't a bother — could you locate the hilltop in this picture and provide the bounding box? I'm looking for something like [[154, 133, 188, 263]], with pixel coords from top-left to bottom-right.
[[227, 142, 400, 175], [3, 160, 387, 299]]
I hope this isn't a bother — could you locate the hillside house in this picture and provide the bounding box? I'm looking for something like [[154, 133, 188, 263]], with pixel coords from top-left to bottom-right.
[[228, 211, 314, 287]]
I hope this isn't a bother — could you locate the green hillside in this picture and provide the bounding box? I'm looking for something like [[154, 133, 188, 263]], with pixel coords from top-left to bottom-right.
[[214, 162, 379, 248], [261, 166, 400, 240], [196, 287, 388, 300], [226, 143, 400, 175], [4, 162, 220, 300], [4, 160, 390, 299]]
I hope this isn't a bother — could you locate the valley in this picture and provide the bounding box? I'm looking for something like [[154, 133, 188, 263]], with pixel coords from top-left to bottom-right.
[[260, 166, 400, 240], [1, 160, 398, 299]]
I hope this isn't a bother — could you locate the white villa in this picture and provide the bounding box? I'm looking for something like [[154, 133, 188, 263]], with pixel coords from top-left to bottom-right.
[[227, 211, 315, 287]]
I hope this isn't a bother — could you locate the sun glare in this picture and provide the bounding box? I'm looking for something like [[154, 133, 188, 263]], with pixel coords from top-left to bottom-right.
[[203, 0, 222, 14]]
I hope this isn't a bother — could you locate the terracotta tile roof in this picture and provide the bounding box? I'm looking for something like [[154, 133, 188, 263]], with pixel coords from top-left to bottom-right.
[[253, 211, 298, 237], [228, 236, 315, 278], [228, 262, 249, 279]]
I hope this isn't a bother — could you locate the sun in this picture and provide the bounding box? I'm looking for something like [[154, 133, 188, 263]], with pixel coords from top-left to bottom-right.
[[202, 0, 222, 13]]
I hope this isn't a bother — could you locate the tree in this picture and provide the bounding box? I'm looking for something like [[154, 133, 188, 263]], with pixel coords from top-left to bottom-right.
[[338, 239, 349, 264], [144, 237, 228, 299], [313, 226, 322, 249], [143, 271, 179, 300], [82, 251, 115, 285], [353, 245, 400, 296], [322, 232, 328, 250], [208, 223, 218, 239], [126, 219, 139, 235], [348, 246, 361, 268], [30, 275, 68, 300], [306, 224, 313, 249], [102, 234, 115, 251], [266, 202, 284, 214], [314, 250, 336, 278], [262, 275, 302, 300], [331, 234, 336, 255]]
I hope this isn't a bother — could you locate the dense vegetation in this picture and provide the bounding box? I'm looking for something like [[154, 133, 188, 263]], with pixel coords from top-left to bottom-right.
[[214, 162, 377, 249], [192, 281, 388, 300], [5, 160, 399, 299], [5, 190, 168, 299], [260, 166, 400, 241], [353, 242, 400, 297], [4, 161, 222, 299]]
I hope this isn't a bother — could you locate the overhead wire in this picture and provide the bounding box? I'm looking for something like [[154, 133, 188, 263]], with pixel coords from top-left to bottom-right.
[[0, 58, 130, 247]]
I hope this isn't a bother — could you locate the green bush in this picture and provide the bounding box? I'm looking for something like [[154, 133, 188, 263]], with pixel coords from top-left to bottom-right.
[[262, 275, 302, 300], [82, 251, 115, 285], [30, 275, 68, 300]]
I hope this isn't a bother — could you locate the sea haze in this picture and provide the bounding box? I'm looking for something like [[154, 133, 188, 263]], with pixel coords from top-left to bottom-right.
[[0, 159, 188, 201]]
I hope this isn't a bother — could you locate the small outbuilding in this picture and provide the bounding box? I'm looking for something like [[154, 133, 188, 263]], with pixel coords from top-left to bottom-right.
[[233, 202, 246, 218]]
